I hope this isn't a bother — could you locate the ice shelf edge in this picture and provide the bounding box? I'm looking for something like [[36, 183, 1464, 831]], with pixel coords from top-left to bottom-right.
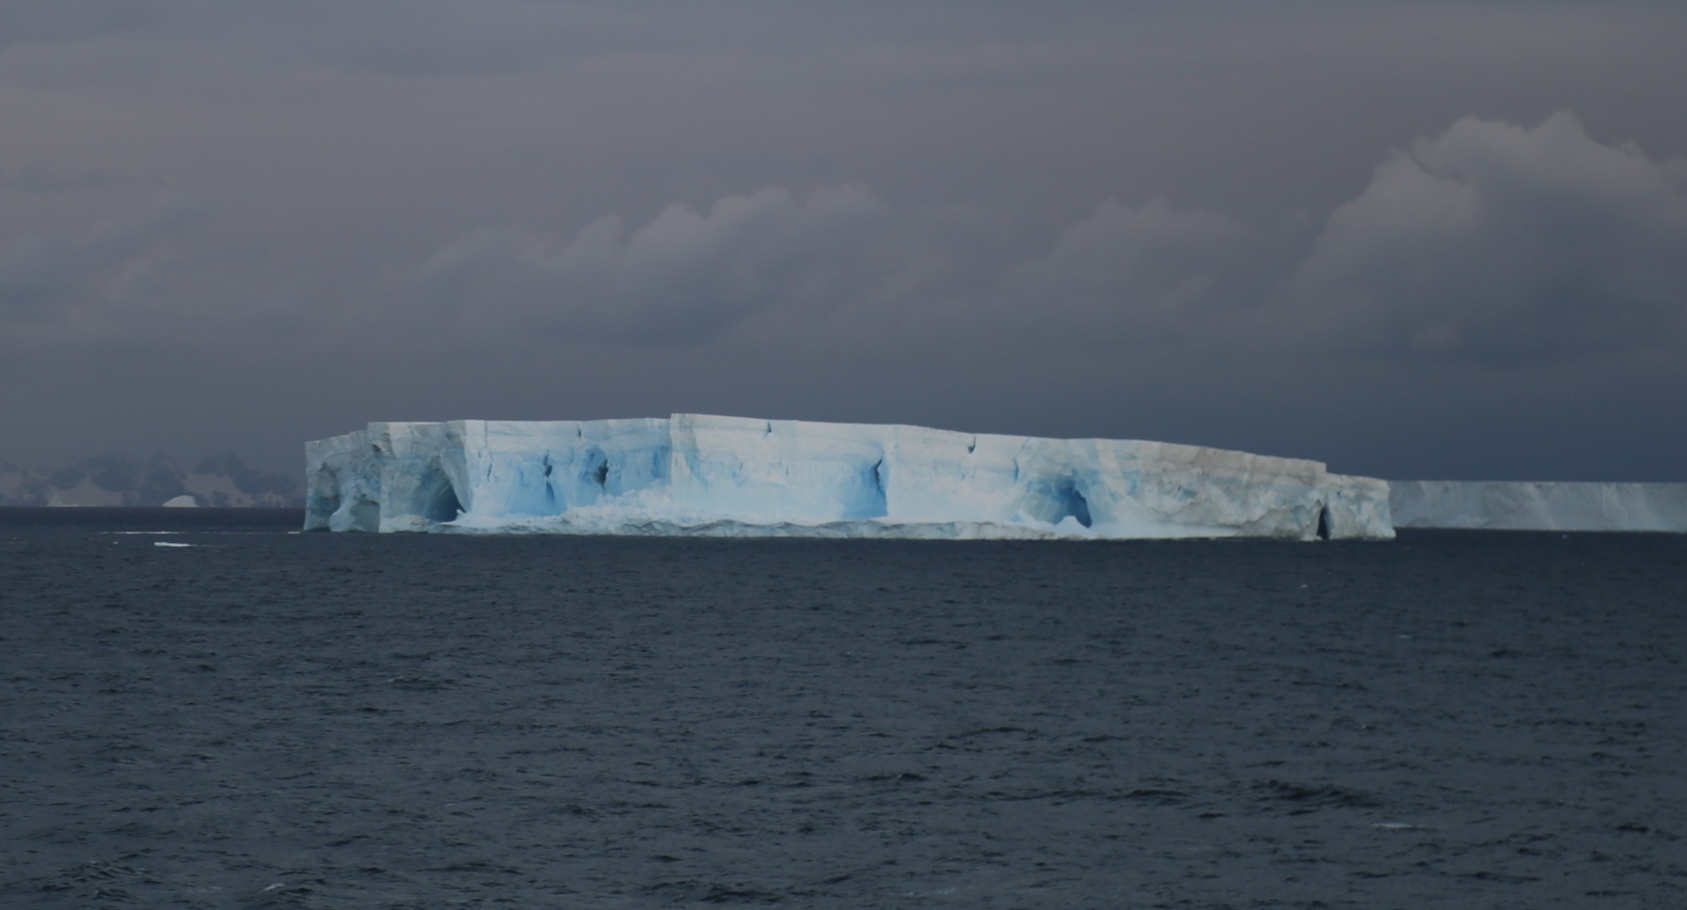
[[1390, 480, 1687, 532], [304, 414, 1396, 540]]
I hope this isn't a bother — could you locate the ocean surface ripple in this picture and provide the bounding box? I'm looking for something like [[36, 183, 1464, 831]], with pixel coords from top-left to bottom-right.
[[2, 509, 1684, 908]]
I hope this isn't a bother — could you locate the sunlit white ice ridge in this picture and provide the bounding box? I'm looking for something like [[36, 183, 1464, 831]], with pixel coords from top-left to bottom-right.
[[303, 415, 1394, 540]]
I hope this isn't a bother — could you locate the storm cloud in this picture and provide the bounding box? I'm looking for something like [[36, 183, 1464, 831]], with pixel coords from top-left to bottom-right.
[[405, 185, 894, 344], [2, 3, 1684, 480], [389, 112, 1686, 366], [1288, 112, 1687, 365], [0, 199, 197, 327]]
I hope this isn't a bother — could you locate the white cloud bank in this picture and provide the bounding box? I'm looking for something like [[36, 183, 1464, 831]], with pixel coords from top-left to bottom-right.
[[1289, 111, 1687, 364], [394, 111, 1687, 371], [399, 190, 1251, 351], [9, 112, 1685, 385], [408, 185, 892, 343]]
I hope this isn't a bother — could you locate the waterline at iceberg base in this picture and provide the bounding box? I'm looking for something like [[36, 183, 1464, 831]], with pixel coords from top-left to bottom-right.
[[303, 414, 1395, 540]]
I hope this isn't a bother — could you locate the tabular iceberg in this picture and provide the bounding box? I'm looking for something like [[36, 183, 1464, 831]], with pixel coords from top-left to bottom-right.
[[304, 414, 1394, 540], [1390, 480, 1687, 532]]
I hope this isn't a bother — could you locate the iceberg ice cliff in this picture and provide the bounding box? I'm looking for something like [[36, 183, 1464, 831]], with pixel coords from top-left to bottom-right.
[[1390, 481, 1687, 532], [304, 415, 1394, 540]]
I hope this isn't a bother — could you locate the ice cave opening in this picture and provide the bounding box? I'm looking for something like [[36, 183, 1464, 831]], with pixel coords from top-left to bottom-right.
[[1053, 479, 1093, 529], [423, 475, 464, 524]]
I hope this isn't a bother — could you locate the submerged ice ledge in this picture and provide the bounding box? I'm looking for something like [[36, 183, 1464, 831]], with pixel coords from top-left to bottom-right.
[[304, 414, 1395, 540]]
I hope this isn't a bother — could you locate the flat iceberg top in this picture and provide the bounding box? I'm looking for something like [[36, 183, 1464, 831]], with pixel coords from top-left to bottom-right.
[[304, 414, 1395, 540], [1390, 480, 1687, 532]]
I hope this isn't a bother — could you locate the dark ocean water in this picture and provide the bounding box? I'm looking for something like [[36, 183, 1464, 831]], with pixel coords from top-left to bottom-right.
[[2, 509, 1683, 909]]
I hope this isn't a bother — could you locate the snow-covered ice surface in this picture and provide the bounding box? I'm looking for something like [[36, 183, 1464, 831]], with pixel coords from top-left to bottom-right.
[[304, 415, 1394, 540], [1390, 480, 1687, 532]]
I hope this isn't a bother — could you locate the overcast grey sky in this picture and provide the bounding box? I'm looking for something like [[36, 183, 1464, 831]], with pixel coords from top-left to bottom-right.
[[2, 1, 1684, 479]]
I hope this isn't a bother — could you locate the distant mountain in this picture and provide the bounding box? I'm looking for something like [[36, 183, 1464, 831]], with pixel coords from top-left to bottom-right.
[[0, 453, 303, 508]]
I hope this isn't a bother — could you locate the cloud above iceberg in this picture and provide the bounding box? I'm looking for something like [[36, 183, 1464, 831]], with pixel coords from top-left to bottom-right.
[[405, 185, 893, 343], [391, 111, 1687, 378], [1286, 111, 1687, 365], [14, 108, 1684, 381], [397, 191, 1255, 353], [996, 198, 1249, 343], [2, 6, 1684, 483], [0, 199, 198, 326]]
